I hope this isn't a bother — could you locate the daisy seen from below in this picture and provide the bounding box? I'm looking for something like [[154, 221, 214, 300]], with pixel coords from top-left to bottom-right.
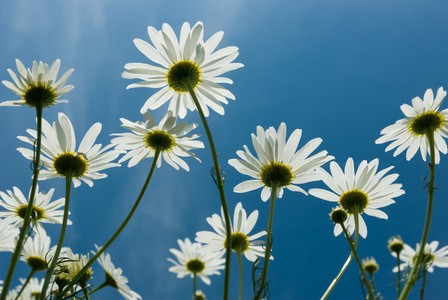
[[309, 157, 405, 238], [54, 248, 93, 289], [376, 87, 448, 164], [0, 186, 69, 234], [168, 238, 225, 285], [17, 112, 123, 187], [392, 241, 448, 273], [93, 245, 142, 300], [196, 202, 269, 262], [17, 277, 56, 299], [0, 219, 19, 252], [228, 122, 334, 202], [1, 59, 73, 109], [20, 230, 56, 272], [122, 21, 243, 118], [111, 111, 204, 170]]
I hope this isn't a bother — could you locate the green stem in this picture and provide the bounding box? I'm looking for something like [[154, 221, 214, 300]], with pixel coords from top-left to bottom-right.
[[340, 210, 374, 300], [254, 184, 278, 300], [370, 274, 378, 298], [57, 148, 161, 299], [79, 282, 108, 299], [183, 79, 232, 300], [237, 250, 243, 300], [399, 131, 436, 300], [40, 171, 73, 299], [1, 105, 43, 300], [193, 273, 197, 300], [420, 269, 427, 300], [15, 269, 36, 300], [81, 284, 90, 300], [321, 209, 360, 300], [397, 253, 402, 296]]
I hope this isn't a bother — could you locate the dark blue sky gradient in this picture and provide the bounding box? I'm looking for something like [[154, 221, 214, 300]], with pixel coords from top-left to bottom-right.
[[1, 0, 448, 299]]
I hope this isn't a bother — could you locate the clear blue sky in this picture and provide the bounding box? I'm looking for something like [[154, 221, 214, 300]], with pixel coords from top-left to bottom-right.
[[1, 0, 448, 299]]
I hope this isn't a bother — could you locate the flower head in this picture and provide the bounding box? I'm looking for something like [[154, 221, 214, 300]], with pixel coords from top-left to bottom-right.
[[20, 230, 54, 271], [1, 59, 74, 109], [309, 158, 404, 238], [54, 248, 93, 289], [376, 87, 448, 164], [94, 245, 142, 300], [362, 256, 379, 275], [123, 22, 243, 118], [0, 186, 69, 233], [388, 235, 405, 254], [196, 202, 269, 262], [0, 219, 19, 252], [392, 241, 448, 273], [168, 238, 225, 285], [228, 123, 333, 201], [111, 111, 204, 170], [17, 113, 123, 187]]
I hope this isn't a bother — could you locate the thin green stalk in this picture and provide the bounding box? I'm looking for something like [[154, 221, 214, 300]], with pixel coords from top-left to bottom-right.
[[399, 131, 436, 300], [397, 253, 402, 296], [57, 148, 161, 299], [1, 105, 43, 300], [370, 274, 378, 298], [193, 273, 197, 300], [40, 171, 73, 299], [81, 284, 90, 300], [420, 269, 427, 300], [79, 282, 108, 299], [15, 269, 36, 300], [237, 251, 243, 300], [321, 209, 360, 300], [340, 210, 374, 300], [254, 184, 278, 300], [183, 79, 232, 300]]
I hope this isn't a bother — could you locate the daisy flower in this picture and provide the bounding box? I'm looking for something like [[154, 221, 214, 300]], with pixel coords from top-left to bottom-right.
[[168, 238, 225, 285], [20, 230, 56, 271], [94, 245, 142, 300], [196, 202, 269, 262], [0, 186, 69, 234], [17, 277, 56, 299], [1, 59, 73, 109], [111, 111, 204, 170], [17, 112, 123, 187], [0, 218, 19, 252], [54, 248, 93, 288], [392, 241, 448, 273], [122, 21, 243, 118], [376, 87, 448, 164], [309, 157, 405, 238], [228, 122, 333, 202]]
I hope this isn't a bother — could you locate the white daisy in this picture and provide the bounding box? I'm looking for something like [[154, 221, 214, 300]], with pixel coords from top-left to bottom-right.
[[309, 157, 405, 238], [168, 238, 225, 285], [94, 245, 142, 300], [228, 123, 334, 202], [123, 21, 243, 118], [376, 87, 448, 164], [20, 230, 55, 271], [0, 218, 19, 252], [54, 248, 93, 288], [1, 59, 73, 108], [17, 277, 56, 299], [196, 202, 269, 262], [392, 241, 448, 273], [17, 112, 123, 187], [0, 186, 69, 233], [111, 111, 204, 170]]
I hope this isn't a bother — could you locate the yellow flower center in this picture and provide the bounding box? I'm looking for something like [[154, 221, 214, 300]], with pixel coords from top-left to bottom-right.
[[143, 130, 176, 151], [22, 83, 58, 108], [224, 232, 250, 253], [53, 152, 88, 178], [408, 111, 445, 136], [27, 256, 48, 271], [16, 204, 45, 221], [259, 161, 294, 187], [166, 60, 202, 93], [339, 189, 369, 214], [186, 258, 205, 274]]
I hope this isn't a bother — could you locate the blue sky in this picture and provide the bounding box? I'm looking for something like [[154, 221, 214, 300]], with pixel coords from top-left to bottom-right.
[[1, 0, 448, 299]]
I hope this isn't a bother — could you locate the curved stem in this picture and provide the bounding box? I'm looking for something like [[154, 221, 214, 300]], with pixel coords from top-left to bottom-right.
[[420, 269, 427, 300], [340, 211, 374, 300], [254, 184, 278, 300], [79, 282, 108, 299], [321, 210, 360, 300], [1, 105, 43, 300], [237, 251, 243, 300], [15, 269, 36, 300], [57, 149, 161, 299], [183, 79, 232, 300], [399, 131, 436, 300], [397, 253, 402, 296], [40, 172, 73, 299]]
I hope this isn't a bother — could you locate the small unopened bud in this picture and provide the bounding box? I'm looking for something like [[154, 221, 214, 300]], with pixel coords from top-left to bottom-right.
[[194, 290, 206, 300], [329, 207, 348, 224], [362, 257, 379, 275], [388, 235, 404, 253]]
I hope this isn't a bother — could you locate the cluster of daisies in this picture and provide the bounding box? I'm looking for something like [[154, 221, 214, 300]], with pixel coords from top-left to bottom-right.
[[1, 20, 448, 300]]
